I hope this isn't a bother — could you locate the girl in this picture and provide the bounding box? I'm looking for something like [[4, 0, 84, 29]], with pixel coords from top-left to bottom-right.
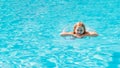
[[60, 22, 98, 38]]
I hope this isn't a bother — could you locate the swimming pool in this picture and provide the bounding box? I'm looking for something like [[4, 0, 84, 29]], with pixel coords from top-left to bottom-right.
[[0, 0, 120, 68]]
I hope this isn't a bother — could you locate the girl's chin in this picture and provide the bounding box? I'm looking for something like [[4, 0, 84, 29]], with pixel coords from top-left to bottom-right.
[[76, 33, 83, 35]]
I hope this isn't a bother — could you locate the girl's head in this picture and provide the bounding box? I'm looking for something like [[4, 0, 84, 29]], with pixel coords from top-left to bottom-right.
[[73, 22, 86, 34]]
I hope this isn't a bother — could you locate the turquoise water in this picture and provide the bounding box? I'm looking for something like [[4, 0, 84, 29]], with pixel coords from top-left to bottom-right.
[[0, 0, 120, 68]]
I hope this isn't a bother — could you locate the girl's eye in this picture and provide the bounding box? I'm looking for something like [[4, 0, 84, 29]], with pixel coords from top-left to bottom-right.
[[77, 29, 80, 31]]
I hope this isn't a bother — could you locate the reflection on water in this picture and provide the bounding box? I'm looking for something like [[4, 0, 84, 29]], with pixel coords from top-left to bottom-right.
[[108, 52, 120, 68], [0, 0, 120, 68]]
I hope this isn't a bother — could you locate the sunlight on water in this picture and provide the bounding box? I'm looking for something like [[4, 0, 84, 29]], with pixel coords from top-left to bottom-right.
[[0, 0, 120, 68]]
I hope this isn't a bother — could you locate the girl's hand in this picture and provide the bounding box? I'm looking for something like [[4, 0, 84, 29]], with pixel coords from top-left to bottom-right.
[[60, 32, 67, 36], [89, 32, 98, 36]]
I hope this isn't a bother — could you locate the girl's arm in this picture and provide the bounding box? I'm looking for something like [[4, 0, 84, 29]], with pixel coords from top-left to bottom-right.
[[73, 32, 98, 38], [87, 32, 98, 36]]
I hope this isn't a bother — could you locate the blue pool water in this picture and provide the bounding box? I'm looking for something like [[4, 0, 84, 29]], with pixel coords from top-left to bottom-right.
[[0, 0, 120, 68]]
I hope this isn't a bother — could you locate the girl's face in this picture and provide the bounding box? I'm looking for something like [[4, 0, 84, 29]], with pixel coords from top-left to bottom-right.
[[75, 26, 84, 34]]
